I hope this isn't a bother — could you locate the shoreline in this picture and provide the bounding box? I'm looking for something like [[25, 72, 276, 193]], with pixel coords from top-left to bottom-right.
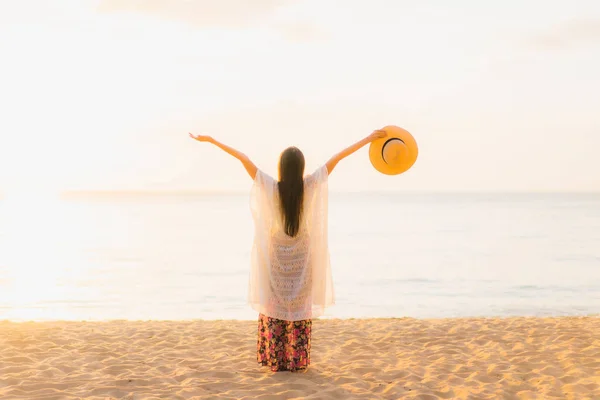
[[1, 316, 599, 399], [2, 313, 598, 323]]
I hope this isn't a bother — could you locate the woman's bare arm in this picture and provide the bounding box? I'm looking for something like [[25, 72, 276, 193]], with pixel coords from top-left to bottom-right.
[[189, 133, 257, 179], [325, 130, 387, 175]]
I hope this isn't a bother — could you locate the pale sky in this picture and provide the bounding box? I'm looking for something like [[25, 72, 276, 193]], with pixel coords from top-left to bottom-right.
[[0, 0, 599, 194]]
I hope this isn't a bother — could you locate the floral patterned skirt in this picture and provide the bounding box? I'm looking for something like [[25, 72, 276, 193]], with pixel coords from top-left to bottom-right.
[[257, 313, 312, 372]]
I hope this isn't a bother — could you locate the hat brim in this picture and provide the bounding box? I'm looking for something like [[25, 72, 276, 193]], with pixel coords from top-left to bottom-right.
[[369, 126, 418, 175]]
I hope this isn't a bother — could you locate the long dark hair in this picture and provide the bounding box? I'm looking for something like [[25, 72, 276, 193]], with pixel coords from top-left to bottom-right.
[[277, 146, 305, 237]]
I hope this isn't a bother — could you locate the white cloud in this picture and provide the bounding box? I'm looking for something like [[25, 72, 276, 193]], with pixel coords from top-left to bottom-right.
[[529, 19, 600, 50], [97, 0, 295, 28]]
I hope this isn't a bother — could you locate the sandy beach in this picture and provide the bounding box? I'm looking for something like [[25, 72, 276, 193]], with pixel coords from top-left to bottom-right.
[[0, 317, 599, 399]]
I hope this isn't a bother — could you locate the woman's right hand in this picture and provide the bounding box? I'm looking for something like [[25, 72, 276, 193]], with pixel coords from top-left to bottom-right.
[[367, 129, 387, 142], [326, 129, 388, 175]]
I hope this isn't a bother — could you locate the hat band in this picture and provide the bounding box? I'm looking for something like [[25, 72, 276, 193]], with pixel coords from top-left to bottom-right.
[[382, 138, 405, 164]]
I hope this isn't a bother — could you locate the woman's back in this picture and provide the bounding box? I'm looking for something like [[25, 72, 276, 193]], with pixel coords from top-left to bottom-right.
[[266, 175, 315, 318], [270, 177, 315, 307], [249, 166, 333, 321]]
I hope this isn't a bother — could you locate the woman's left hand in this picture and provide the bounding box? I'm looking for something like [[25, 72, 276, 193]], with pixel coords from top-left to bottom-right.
[[189, 133, 213, 142]]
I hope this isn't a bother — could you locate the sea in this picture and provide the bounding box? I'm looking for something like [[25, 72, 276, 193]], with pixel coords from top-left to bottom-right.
[[0, 192, 599, 321]]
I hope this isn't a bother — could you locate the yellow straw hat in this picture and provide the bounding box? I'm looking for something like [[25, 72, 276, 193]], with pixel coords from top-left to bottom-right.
[[369, 125, 418, 175]]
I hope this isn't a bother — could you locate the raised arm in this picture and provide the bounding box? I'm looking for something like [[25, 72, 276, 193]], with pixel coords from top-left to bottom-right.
[[189, 133, 257, 179], [325, 129, 387, 175]]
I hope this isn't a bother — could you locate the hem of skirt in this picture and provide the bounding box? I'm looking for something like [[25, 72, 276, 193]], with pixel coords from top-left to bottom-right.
[[259, 361, 309, 372]]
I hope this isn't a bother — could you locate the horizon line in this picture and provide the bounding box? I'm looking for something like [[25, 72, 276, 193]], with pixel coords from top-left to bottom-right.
[[1, 189, 599, 199]]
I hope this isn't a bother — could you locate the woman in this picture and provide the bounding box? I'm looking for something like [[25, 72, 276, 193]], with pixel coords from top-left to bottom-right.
[[188, 129, 387, 371]]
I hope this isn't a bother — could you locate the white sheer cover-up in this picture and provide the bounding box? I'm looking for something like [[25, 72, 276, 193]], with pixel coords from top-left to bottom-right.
[[248, 165, 334, 321]]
